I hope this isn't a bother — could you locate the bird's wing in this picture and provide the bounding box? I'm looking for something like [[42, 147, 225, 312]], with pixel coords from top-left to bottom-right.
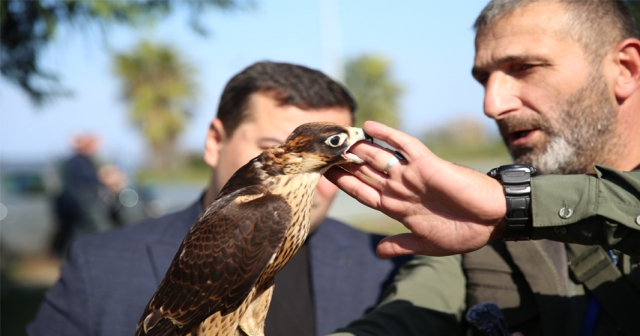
[[136, 185, 291, 335]]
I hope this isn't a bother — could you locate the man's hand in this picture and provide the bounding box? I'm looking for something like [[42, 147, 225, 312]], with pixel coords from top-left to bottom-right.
[[326, 121, 508, 258]]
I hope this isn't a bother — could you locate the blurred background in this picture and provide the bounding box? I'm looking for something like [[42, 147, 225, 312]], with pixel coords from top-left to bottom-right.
[[0, 0, 522, 334]]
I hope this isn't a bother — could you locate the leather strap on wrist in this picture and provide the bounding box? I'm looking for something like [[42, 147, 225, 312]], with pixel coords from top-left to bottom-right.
[[487, 164, 537, 241]]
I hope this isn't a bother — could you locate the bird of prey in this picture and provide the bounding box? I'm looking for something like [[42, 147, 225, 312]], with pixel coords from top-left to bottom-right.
[[135, 122, 370, 336]]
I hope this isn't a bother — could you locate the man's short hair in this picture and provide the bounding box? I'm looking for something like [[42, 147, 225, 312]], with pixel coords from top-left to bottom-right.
[[474, 0, 638, 63], [216, 61, 357, 137]]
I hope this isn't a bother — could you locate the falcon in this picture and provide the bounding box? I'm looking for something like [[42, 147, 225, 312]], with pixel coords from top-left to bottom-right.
[[135, 122, 370, 336]]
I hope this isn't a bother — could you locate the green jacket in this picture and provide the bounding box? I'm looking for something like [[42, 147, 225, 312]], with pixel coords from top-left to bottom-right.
[[331, 166, 640, 335]]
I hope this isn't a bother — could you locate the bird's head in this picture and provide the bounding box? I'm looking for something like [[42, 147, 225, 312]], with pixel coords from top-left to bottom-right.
[[260, 122, 371, 175]]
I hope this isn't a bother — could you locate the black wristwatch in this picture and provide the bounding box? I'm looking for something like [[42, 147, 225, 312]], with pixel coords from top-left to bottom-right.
[[487, 164, 537, 241]]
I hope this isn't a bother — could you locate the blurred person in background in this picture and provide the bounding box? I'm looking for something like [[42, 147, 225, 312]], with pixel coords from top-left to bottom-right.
[[326, 0, 640, 335], [97, 164, 133, 226], [29, 61, 409, 336], [51, 133, 119, 257]]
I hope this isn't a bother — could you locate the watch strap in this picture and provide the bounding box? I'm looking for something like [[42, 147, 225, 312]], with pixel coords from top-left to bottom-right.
[[488, 164, 536, 241], [504, 195, 532, 240]]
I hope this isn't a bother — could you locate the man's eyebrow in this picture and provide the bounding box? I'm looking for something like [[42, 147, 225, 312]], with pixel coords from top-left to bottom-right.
[[472, 54, 548, 79], [496, 54, 547, 64]]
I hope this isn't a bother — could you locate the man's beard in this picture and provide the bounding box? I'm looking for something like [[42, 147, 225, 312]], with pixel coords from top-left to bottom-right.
[[497, 69, 619, 175]]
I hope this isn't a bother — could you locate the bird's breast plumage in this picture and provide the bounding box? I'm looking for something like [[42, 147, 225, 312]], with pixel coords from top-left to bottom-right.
[[257, 171, 322, 280]]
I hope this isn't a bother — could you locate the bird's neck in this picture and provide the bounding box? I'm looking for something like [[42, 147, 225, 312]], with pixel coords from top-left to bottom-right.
[[260, 149, 328, 177], [262, 172, 322, 199]]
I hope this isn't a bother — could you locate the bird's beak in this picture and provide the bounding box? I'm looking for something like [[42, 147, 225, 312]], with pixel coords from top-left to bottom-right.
[[342, 127, 369, 164]]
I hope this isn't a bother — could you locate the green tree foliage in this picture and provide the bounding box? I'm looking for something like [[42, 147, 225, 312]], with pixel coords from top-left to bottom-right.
[[113, 41, 197, 171], [0, 0, 245, 105], [344, 54, 403, 128]]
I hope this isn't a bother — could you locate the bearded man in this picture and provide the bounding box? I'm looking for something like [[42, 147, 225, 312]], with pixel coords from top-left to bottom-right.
[[325, 0, 640, 335]]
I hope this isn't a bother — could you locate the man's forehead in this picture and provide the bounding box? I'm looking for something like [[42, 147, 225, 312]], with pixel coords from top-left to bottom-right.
[[241, 109, 349, 139], [249, 93, 350, 120], [478, 1, 568, 32], [473, 2, 573, 65]]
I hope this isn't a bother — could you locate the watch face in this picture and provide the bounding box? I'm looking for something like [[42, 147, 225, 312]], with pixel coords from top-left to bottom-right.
[[500, 163, 530, 169], [488, 164, 537, 179]]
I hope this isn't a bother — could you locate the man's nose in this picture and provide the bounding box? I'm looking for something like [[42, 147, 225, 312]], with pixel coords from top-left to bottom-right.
[[483, 72, 521, 120]]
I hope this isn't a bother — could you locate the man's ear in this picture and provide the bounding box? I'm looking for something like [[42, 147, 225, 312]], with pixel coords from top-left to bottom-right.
[[203, 118, 226, 168], [613, 38, 640, 100]]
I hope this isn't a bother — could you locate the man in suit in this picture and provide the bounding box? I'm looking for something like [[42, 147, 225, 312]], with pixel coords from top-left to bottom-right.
[[52, 134, 113, 257], [29, 61, 407, 336]]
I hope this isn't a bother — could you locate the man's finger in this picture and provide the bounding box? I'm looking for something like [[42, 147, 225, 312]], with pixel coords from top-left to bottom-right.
[[347, 141, 409, 177], [328, 163, 387, 189], [362, 121, 428, 161], [325, 166, 383, 209], [346, 141, 397, 171], [376, 233, 430, 258]]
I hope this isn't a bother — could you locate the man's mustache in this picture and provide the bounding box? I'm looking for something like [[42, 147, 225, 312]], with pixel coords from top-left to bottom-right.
[[496, 115, 550, 138]]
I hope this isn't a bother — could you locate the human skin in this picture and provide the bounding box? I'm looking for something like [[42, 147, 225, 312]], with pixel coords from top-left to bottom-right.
[[202, 92, 353, 233], [473, 1, 617, 174], [326, 1, 640, 258], [473, 1, 640, 173], [326, 121, 507, 258]]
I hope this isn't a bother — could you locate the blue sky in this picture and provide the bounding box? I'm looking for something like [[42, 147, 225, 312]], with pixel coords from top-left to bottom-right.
[[1, 0, 490, 167]]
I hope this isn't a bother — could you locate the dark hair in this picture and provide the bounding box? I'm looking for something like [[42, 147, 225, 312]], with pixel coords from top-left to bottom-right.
[[216, 61, 357, 137], [474, 0, 638, 63]]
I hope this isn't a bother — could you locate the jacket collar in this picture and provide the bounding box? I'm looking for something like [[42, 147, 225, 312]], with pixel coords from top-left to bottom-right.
[[147, 199, 204, 284]]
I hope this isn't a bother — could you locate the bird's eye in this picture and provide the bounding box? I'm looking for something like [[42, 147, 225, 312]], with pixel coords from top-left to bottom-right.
[[325, 134, 347, 147]]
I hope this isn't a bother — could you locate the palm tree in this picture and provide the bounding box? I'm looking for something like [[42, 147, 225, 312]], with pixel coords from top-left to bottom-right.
[[113, 41, 197, 171], [344, 54, 403, 128]]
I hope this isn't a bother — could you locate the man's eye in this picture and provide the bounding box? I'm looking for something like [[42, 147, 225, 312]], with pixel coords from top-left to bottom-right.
[[514, 63, 536, 72]]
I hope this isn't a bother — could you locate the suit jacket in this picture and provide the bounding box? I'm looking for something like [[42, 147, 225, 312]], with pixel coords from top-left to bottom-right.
[[28, 201, 406, 336]]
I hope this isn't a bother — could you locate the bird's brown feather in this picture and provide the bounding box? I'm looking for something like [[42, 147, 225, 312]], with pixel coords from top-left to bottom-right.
[[135, 122, 367, 336], [137, 185, 291, 335]]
